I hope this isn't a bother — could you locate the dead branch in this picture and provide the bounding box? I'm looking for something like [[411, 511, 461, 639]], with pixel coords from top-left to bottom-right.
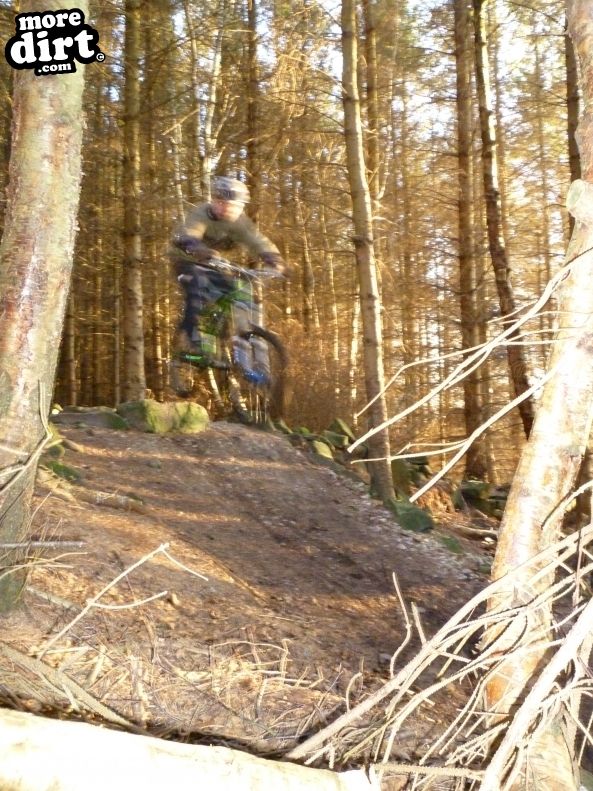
[[0, 708, 378, 791], [75, 488, 148, 513], [286, 524, 593, 768], [351, 258, 571, 443], [0, 644, 140, 733], [0, 541, 85, 549], [38, 543, 171, 659], [479, 596, 593, 791]]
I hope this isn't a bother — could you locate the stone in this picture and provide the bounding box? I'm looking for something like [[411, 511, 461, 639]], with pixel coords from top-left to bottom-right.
[[116, 399, 209, 435], [388, 499, 434, 533], [390, 459, 412, 497], [321, 430, 350, 449], [312, 439, 333, 460], [53, 407, 129, 430], [328, 418, 356, 442]]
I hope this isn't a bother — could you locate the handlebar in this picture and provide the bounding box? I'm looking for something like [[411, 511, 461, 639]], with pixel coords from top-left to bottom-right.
[[200, 257, 286, 281]]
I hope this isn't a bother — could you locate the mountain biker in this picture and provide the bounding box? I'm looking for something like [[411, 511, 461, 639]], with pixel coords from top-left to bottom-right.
[[169, 176, 285, 354]]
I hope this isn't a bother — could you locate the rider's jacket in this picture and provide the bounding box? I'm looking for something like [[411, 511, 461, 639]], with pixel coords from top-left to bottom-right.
[[169, 204, 280, 266]]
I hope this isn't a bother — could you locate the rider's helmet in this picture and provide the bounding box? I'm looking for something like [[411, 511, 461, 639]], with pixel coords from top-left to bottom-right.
[[212, 176, 250, 204]]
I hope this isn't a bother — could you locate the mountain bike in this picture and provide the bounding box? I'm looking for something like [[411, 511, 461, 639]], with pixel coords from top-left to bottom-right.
[[169, 258, 287, 426]]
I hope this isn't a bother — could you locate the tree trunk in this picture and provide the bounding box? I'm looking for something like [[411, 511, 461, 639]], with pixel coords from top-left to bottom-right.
[[483, 4, 593, 788], [341, 0, 394, 503], [0, 1, 87, 610], [533, 35, 554, 368], [0, 709, 376, 791], [295, 188, 320, 333], [316, 156, 341, 400], [473, 0, 534, 438], [122, 0, 146, 402], [202, 20, 224, 199], [399, 86, 419, 433], [182, 0, 202, 201], [362, 0, 379, 210], [349, 284, 361, 428], [565, 17, 581, 237], [60, 293, 78, 406], [246, 0, 260, 222], [454, 0, 487, 480]]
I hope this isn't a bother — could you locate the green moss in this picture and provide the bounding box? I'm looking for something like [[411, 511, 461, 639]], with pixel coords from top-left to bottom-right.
[[390, 459, 412, 497], [321, 430, 350, 449], [312, 439, 333, 460], [439, 535, 464, 554], [116, 399, 209, 434], [328, 418, 356, 442], [387, 498, 434, 533], [43, 461, 82, 483]]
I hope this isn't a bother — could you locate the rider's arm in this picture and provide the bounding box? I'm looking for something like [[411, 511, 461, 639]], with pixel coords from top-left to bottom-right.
[[171, 206, 216, 262], [232, 215, 282, 263]]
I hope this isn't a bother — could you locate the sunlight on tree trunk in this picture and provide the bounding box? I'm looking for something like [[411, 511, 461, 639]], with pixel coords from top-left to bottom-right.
[[246, 0, 260, 223], [483, 3, 593, 788], [473, 0, 534, 439], [0, 2, 87, 610], [341, 0, 394, 503], [122, 0, 146, 402], [454, 0, 487, 480], [0, 709, 377, 791], [565, 17, 581, 238]]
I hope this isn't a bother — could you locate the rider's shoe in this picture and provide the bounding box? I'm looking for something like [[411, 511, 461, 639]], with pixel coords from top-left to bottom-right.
[[177, 330, 213, 366], [180, 348, 214, 367], [179, 345, 231, 370]]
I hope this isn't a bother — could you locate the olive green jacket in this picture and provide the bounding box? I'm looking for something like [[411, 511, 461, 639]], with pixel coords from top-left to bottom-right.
[[170, 204, 279, 265]]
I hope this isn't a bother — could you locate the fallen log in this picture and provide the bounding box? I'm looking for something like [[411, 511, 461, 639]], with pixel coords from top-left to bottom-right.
[[0, 709, 378, 791]]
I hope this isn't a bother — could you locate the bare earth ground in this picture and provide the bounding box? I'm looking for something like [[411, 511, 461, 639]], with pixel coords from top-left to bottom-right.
[[1, 420, 492, 761]]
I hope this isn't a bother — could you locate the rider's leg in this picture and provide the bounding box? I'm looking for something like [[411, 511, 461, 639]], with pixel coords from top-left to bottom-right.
[[176, 266, 218, 359]]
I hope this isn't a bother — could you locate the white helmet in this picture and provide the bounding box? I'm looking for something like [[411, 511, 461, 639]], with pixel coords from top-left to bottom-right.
[[212, 176, 250, 203]]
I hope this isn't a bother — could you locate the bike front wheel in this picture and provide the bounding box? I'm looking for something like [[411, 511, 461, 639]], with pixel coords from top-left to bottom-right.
[[229, 326, 288, 427]]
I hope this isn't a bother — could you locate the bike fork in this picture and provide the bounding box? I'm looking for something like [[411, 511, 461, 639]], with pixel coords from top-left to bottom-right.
[[206, 367, 226, 415]]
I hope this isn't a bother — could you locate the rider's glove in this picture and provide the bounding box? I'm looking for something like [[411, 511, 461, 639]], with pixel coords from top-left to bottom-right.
[[174, 234, 216, 262], [260, 252, 285, 274]]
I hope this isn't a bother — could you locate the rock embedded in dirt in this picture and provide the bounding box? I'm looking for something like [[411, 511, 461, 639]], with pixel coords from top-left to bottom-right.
[[52, 408, 129, 431], [116, 399, 209, 434]]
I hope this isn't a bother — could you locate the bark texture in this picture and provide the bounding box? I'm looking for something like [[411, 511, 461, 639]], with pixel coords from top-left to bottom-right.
[[454, 0, 487, 480], [0, 709, 377, 791], [0, 1, 87, 609], [122, 0, 147, 401], [566, 18, 581, 238], [483, 3, 593, 787], [341, 0, 394, 502], [473, 0, 534, 438]]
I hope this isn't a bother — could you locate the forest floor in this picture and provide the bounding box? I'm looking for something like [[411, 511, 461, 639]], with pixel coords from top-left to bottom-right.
[[1, 418, 495, 770]]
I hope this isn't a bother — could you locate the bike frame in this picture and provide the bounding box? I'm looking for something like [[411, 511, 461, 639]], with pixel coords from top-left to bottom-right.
[[171, 258, 286, 422], [185, 259, 280, 353]]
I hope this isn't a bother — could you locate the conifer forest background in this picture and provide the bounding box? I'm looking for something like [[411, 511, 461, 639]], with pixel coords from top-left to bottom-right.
[[0, 0, 573, 485]]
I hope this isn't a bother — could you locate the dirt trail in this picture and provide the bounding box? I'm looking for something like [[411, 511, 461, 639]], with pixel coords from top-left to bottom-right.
[[2, 420, 490, 753]]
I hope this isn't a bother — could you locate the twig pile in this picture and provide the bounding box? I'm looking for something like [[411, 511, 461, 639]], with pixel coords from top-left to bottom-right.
[[288, 524, 593, 791]]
